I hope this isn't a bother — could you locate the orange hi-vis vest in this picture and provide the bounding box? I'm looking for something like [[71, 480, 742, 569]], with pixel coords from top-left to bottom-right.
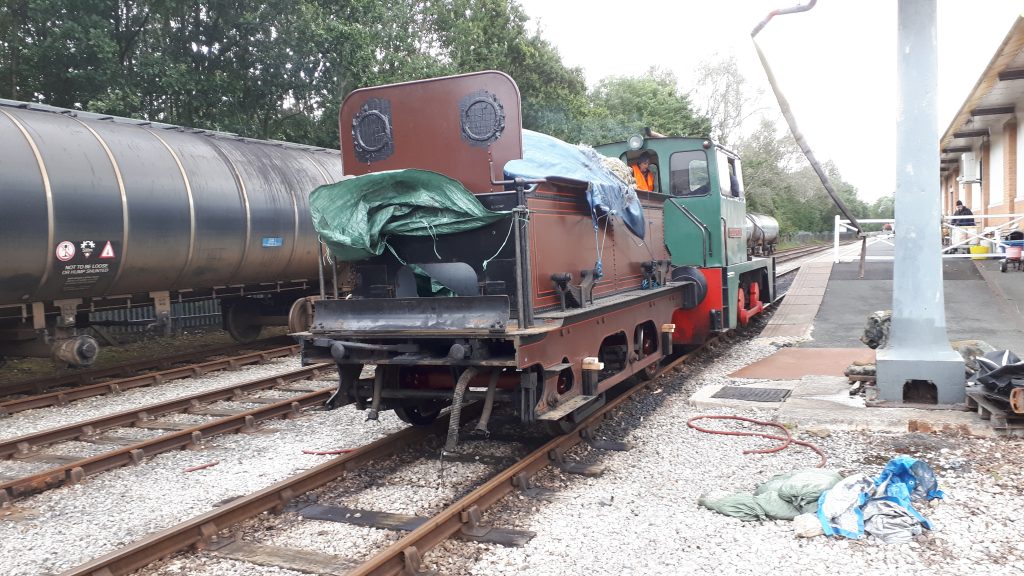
[[632, 164, 654, 191]]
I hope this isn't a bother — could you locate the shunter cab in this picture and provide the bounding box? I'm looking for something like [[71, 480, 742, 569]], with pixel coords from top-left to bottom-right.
[[597, 137, 775, 344]]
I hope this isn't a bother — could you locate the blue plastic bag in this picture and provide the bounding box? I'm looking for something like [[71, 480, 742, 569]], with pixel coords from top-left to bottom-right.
[[817, 456, 943, 540]]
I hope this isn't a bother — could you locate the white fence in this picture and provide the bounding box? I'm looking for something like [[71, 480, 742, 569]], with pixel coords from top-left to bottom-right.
[[832, 213, 1024, 263]]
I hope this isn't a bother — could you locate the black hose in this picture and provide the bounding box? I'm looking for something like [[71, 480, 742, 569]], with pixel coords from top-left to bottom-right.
[[474, 369, 501, 435], [444, 367, 479, 453]]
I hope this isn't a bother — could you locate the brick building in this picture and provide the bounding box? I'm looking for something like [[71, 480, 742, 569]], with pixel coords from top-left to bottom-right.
[[940, 16, 1024, 227]]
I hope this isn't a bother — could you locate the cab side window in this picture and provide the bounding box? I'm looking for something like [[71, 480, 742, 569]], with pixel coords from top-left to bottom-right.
[[669, 150, 710, 196], [718, 151, 743, 199]]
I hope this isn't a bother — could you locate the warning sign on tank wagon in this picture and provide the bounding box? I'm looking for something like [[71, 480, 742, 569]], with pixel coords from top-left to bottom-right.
[[55, 241, 75, 262], [55, 240, 120, 293]]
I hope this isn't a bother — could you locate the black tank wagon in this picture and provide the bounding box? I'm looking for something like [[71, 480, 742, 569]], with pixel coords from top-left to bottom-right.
[[0, 100, 345, 366]]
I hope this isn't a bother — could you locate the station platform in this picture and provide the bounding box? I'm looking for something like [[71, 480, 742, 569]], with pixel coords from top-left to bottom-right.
[[692, 240, 1024, 437]]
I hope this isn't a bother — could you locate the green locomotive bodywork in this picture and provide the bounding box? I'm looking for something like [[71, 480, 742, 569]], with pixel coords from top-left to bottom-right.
[[597, 137, 775, 330]]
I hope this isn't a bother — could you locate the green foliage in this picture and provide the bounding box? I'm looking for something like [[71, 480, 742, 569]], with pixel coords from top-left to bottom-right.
[[579, 67, 711, 145], [870, 194, 895, 220], [738, 118, 872, 235], [421, 0, 588, 141], [0, 0, 877, 231], [692, 54, 763, 146], [0, 0, 587, 146]]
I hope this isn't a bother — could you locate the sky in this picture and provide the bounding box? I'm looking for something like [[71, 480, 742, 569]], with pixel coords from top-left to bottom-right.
[[515, 0, 1023, 203]]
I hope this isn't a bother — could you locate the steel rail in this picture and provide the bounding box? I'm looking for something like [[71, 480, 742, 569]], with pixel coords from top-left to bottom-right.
[[0, 345, 299, 416], [61, 404, 483, 576], [57, 329, 733, 574], [0, 364, 329, 459], [0, 336, 295, 397], [773, 240, 858, 264], [1, 366, 333, 503], [350, 339, 719, 575]]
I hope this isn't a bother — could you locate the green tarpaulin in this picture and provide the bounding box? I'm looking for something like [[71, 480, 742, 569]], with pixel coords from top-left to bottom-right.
[[309, 169, 509, 262], [699, 468, 842, 522]]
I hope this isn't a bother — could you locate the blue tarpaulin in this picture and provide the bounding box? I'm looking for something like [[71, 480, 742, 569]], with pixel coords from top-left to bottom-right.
[[504, 130, 645, 240], [817, 455, 943, 542]]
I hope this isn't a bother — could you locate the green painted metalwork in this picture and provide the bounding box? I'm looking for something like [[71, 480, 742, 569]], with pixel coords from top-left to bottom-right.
[[597, 134, 775, 330]]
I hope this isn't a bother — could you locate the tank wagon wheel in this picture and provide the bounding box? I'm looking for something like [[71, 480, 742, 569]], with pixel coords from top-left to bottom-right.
[[394, 400, 447, 426], [225, 300, 263, 343]]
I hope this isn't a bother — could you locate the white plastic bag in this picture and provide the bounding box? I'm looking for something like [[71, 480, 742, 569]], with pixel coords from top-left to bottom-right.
[[817, 473, 874, 538]]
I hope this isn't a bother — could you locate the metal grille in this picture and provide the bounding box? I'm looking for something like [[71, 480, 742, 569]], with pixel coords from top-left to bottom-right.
[[89, 299, 221, 334], [459, 90, 504, 147], [711, 386, 792, 402], [351, 98, 393, 163]]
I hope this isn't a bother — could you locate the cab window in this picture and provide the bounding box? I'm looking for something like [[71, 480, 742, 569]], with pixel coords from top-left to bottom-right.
[[718, 151, 743, 198], [669, 150, 709, 196], [622, 151, 660, 193]]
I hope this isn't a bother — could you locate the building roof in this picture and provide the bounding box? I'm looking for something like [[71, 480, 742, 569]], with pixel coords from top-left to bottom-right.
[[940, 16, 1024, 176]]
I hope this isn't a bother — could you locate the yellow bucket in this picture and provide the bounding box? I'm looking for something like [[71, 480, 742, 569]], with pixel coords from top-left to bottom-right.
[[970, 245, 989, 260]]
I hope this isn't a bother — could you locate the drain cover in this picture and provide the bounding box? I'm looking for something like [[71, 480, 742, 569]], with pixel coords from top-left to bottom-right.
[[711, 386, 791, 402]]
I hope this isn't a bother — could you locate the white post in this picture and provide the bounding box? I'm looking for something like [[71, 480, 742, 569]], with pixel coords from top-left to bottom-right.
[[833, 214, 841, 263]]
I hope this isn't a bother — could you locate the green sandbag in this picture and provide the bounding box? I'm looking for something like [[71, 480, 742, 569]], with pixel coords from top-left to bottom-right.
[[753, 491, 803, 520], [309, 169, 509, 262], [755, 468, 843, 513], [698, 491, 767, 522]]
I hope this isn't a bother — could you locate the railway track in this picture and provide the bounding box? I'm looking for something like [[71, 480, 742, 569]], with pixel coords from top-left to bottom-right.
[[773, 242, 831, 264], [3, 274, 785, 575], [0, 336, 297, 398], [0, 364, 335, 504], [0, 345, 299, 416], [55, 325, 749, 576], [773, 239, 861, 265]]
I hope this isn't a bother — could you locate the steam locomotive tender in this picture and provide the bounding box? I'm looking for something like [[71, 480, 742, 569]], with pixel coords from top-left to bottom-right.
[[298, 72, 775, 440]]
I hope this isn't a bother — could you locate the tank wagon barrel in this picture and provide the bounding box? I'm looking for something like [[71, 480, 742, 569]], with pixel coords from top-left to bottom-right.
[[744, 213, 780, 256], [0, 99, 344, 366]]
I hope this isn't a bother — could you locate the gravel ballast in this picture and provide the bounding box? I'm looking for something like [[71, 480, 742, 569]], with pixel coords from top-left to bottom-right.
[[2, 336, 1023, 576], [0, 357, 308, 439], [428, 338, 1024, 576], [0, 362, 405, 576]]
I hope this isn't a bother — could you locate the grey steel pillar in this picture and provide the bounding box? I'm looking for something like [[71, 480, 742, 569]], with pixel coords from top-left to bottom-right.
[[876, 0, 965, 405]]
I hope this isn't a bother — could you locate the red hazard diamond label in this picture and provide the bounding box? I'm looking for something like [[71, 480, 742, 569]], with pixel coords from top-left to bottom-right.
[[99, 241, 116, 259]]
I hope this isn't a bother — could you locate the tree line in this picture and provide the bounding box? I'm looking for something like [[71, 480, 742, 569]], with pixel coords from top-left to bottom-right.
[[0, 0, 891, 234]]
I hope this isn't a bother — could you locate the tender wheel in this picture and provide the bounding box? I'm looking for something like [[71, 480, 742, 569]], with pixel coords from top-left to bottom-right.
[[394, 401, 446, 426], [637, 359, 659, 381], [225, 300, 263, 343], [634, 325, 659, 381]]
